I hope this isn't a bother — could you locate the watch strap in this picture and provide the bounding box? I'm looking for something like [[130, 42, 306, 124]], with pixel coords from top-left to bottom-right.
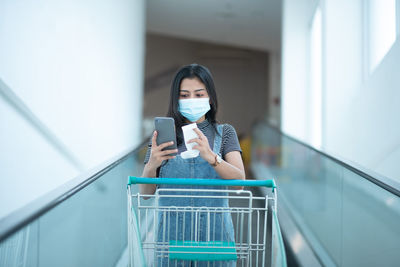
[[212, 154, 221, 167]]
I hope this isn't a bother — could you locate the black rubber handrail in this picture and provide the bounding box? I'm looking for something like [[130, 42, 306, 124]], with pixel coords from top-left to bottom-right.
[[0, 138, 149, 242], [258, 121, 400, 197]]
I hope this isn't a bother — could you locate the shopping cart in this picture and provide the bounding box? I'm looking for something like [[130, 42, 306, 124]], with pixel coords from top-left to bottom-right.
[[127, 177, 286, 267]]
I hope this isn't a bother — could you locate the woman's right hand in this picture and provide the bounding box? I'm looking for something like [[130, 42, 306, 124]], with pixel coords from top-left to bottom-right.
[[146, 131, 177, 170]]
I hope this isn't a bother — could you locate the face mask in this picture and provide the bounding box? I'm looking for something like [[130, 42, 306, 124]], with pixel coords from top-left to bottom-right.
[[178, 98, 211, 122]]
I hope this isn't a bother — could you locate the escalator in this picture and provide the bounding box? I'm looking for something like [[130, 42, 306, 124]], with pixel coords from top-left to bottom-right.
[[1, 120, 398, 266]]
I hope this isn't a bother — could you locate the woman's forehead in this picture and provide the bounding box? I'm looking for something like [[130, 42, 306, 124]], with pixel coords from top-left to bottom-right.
[[180, 77, 206, 90]]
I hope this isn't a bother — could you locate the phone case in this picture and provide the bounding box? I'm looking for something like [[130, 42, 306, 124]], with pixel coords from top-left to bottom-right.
[[154, 117, 178, 156]]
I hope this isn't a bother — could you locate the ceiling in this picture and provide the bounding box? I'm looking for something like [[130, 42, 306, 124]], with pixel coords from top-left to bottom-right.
[[146, 0, 282, 52]]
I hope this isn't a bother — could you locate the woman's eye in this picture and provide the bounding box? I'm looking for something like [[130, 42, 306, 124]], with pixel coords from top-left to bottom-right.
[[180, 94, 188, 98], [196, 94, 204, 97]]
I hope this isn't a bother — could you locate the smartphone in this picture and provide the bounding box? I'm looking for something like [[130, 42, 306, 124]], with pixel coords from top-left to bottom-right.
[[154, 117, 178, 156]]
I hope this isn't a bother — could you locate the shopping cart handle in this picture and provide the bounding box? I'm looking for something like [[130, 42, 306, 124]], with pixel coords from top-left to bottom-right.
[[128, 177, 276, 189]]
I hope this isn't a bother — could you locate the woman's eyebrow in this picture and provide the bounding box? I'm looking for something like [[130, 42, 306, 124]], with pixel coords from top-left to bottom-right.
[[179, 89, 205, 92]]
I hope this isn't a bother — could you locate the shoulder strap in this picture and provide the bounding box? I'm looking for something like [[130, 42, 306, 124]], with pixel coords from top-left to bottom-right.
[[217, 123, 224, 135], [213, 124, 224, 155]]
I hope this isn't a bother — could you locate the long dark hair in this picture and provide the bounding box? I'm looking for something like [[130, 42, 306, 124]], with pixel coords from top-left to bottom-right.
[[167, 63, 219, 145]]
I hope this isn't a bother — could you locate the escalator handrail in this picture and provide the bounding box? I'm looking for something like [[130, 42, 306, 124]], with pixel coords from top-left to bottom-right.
[[258, 121, 400, 197]]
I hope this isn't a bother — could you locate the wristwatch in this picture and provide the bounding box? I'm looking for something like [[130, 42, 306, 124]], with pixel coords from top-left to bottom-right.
[[212, 154, 222, 167]]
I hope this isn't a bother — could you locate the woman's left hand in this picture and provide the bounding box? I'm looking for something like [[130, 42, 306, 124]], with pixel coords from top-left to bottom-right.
[[188, 128, 216, 164]]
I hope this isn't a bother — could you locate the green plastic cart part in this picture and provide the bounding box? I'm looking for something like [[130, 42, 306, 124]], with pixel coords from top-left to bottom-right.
[[128, 177, 276, 190], [169, 240, 237, 261]]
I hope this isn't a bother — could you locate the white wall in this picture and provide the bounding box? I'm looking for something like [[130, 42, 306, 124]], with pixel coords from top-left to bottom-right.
[[333, 40, 400, 181], [282, 0, 400, 182], [0, 0, 145, 219], [323, 0, 363, 149], [281, 0, 318, 142]]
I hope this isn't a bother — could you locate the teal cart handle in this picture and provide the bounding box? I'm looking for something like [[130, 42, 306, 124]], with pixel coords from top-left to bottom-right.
[[128, 177, 276, 189]]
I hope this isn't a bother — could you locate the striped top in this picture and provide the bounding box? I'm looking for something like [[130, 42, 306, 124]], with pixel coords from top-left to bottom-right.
[[144, 119, 242, 164]]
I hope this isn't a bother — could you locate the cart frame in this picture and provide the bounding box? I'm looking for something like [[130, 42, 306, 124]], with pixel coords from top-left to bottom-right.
[[127, 177, 283, 267]]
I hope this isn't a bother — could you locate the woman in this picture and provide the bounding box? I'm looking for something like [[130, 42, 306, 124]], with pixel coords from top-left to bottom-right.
[[141, 64, 245, 266]]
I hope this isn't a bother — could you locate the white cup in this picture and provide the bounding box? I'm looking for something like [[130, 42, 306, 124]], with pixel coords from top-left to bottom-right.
[[181, 123, 200, 159]]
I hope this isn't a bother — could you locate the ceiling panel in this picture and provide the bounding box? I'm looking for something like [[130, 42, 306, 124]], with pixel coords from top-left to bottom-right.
[[146, 0, 282, 52]]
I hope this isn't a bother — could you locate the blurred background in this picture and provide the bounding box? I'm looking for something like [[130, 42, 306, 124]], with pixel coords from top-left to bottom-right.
[[1, 0, 400, 266]]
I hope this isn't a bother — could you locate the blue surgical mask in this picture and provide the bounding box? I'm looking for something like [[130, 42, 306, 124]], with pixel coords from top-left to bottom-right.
[[178, 98, 211, 122]]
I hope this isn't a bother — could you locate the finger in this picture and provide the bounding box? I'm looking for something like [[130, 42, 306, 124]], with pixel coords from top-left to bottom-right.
[[187, 138, 201, 144], [159, 153, 176, 159], [161, 155, 176, 161], [151, 131, 157, 147], [158, 141, 175, 151], [160, 149, 178, 156], [193, 128, 205, 139]]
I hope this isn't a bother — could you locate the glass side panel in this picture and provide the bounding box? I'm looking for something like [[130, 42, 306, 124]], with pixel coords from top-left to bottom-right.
[[271, 210, 287, 267], [251, 122, 400, 266], [38, 156, 135, 267], [341, 168, 400, 267], [0, 147, 147, 267], [0, 222, 38, 267]]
